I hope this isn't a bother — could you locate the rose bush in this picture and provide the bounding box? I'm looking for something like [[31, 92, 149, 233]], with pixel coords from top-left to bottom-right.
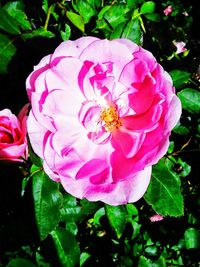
[[0, 105, 28, 161], [26, 37, 181, 205]]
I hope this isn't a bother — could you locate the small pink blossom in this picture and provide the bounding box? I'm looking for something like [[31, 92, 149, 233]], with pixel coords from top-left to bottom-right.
[[26, 37, 181, 205], [150, 214, 164, 222], [163, 5, 172, 16], [183, 11, 189, 16], [0, 104, 29, 162], [173, 41, 187, 54]]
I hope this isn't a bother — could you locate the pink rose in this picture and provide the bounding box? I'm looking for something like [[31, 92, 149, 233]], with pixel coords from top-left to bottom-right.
[[0, 104, 29, 162], [26, 37, 181, 205], [150, 214, 164, 222], [163, 5, 172, 16], [173, 41, 187, 54]]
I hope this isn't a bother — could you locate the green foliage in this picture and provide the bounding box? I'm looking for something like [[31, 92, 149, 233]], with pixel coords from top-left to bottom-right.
[[3, 1, 32, 31], [105, 205, 126, 238], [144, 159, 184, 217], [50, 227, 80, 267], [61, 24, 71, 41], [31, 165, 63, 240], [22, 28, 55, 39], [0, 7, 21, 34], [66, 11, 85, 32], [0, 33, 16, 73], [178, 88, 200, 114], [184, 228, 200, 249], [170, 69, 191, 89], [140, 1, 155, 15], [72, 0, 97, 24], [6, 258, 37, 267]]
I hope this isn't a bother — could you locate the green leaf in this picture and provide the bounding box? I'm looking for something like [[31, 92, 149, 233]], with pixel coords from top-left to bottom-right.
[[96, 4, 131, 31], [61, 24, 71, 41], [87, 0, 102, 8], [178, 88, 200, 114], [138, 256, 157, 267], [61, 197, 83, 223], [31, 165, 63, 240], [93, 207, 105, 226], [0, 7, 20, 34], [177, 158, 191, 177], [105, 205, 126, 238], [184, 228, 200, 249], [61, 195, 100, 223], [127, 0, 143, 8], [144, 159, 184, 217], [66, 221, 78, 236], [42, 0, 48, 14], [22, 28, 55, 39], [144, 13, 161, 22], [145, 246, 158, 256], [72, 0, 97, 24], [173, 121, 191, 135], [126, 204, 138, 219], [80, 252, 91, 267], [51, 227, 80, 267], [121, 18, 143, 45], [80, 198, 101, 215], [6, 258, 37, 267], [140, 1, 155, 14], [0, 33, 16, 74], [3, 1, 32, 31], [66, 11, 85, 32], [169, 69, 190, 89]]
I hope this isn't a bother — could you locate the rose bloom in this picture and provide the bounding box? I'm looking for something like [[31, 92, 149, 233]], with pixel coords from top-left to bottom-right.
[[150, 214, 164, 222], [163, 5, 172, 16], [0, 104, 29, 161], [26, 37, 181, 205], [173, 41, 187, 54]]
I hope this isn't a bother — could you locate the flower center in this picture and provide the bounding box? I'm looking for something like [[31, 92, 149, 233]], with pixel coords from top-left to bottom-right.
[[100, 106, 122, 132]]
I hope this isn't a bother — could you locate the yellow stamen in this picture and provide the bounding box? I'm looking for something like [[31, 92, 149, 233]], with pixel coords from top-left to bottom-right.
[[100, 106, 122, 131]]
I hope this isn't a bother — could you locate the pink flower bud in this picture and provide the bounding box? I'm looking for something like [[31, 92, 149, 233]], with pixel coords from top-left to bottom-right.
[[163, 5, 173, 16], [150, 214, 164, 222], [0, 104, 29, 162]]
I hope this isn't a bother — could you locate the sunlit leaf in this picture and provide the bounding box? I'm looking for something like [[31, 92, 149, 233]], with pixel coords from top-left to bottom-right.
[[66, 11, 85, 32], [4, 1, 32, 30], [173, 121, 191, 135], [0, 7, 20, 34], [178, 88, 200, 114], [138, 256, 158, 267], [96, 4, 131, 31], [61, 24, 71, 41], [105, 205, 126, 238], [22, 28, 55, 39], [0, 33, 16, 74], [31, 165, 63, 240], [169, 69, 190, 89], [184, 228, 200, 249], [6, 258, 37, 267], [140, 1, 155, 14], [145, 13, 161, 22], [93, 207, 105, 226], [80, 252, 91, 267], [42, 0, 48, 14], [144, 159, 184, 217], [122, 18, 143, 45], [72, 0, 97, 24], [51, 227, 80, 267]]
